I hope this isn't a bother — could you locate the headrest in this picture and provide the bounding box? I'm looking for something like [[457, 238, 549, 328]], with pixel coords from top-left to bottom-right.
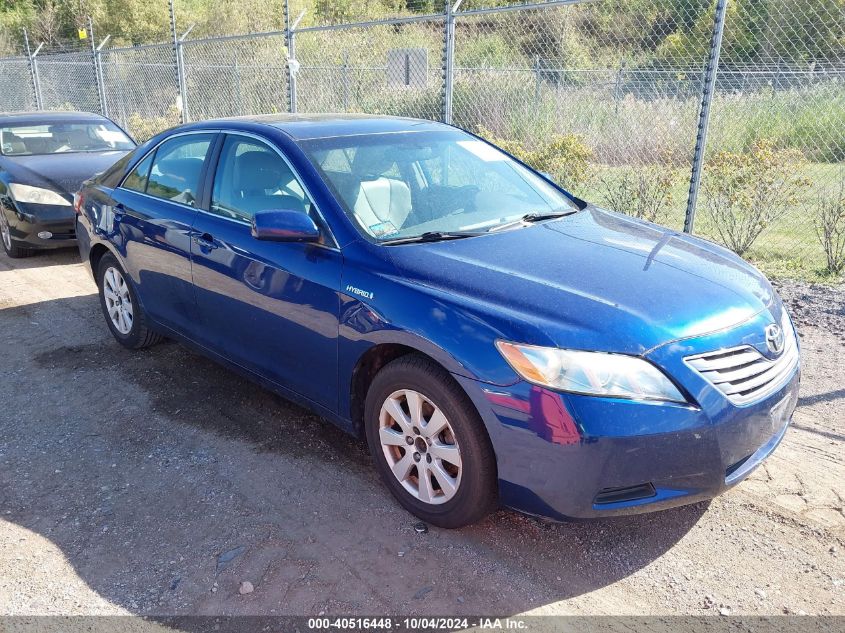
[[351, 147, 397, 179], [156, 158, 203, 189], [236, 151, 293, 191], [2, 132, 27, 154]]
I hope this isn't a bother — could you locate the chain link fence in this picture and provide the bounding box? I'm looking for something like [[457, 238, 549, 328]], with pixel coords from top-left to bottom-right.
[[182, 32, 289, 120], [100, 43, 181, 139], [451, 0, 714, 235], [0, 57, 35, 111], [35, 50, 101, 112], [1, 0, 843, 279], [698, 0, 845, 278], [293, 17, 445, 119]]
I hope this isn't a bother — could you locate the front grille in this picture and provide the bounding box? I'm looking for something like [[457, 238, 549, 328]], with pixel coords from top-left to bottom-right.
[[685, 316, 799, 406]]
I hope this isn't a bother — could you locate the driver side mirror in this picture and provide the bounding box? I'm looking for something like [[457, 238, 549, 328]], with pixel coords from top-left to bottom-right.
[[252, 208, 320, 243]]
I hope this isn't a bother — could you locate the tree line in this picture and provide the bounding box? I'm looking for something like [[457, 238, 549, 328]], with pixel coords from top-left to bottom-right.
[[1, 0, 842, 66]]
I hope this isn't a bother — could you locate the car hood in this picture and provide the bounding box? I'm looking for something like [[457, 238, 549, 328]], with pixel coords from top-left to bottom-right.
[[380, 207, 776, 355], [4, 151, 130, 197]]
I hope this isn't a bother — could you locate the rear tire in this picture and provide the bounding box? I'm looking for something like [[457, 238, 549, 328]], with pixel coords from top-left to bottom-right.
[[0, 206, 34, 259], [364, 354, 498, 528], [97, 253, 163, 349]]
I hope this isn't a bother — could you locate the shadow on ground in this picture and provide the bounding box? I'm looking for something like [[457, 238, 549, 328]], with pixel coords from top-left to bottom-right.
[[0, 247, 80, 271], [1, 295, 707, 616]]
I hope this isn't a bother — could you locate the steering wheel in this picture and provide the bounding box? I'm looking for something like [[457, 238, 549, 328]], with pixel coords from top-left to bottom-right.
[[446, 185, 480, 216]]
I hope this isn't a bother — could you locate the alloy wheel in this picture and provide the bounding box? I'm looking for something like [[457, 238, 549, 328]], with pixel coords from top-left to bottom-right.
[[103, 266, 134, 335], [378, 389, 462, 505]]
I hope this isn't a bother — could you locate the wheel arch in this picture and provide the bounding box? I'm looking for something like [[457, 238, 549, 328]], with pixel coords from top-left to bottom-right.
[[348, 338, 488, 438], [349, 343, 425, 438], [346, 337, 500, 455], [88, 242, 112, 277]]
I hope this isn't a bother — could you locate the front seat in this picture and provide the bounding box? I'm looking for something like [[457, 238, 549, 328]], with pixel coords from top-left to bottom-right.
[[1, 133, 27, 155], [350, 149, 411, 235]]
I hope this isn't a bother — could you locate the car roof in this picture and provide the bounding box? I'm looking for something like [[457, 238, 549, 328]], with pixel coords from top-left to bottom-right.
[[0, 110, 111, 126], [197, 113, 452, 141]]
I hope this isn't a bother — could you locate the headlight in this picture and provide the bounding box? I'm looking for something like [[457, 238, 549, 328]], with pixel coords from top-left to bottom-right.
[[8, 183, 71, 206], [496, 341, 687, 403]]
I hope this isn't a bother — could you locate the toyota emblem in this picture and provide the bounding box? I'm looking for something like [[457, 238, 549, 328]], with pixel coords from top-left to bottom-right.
[[765, 323, 785, 355]]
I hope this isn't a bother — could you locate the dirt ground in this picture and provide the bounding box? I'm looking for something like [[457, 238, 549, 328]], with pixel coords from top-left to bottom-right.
[[0, 248, 843, 618]]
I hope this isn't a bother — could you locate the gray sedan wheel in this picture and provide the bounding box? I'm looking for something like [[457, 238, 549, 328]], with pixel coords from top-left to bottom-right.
[[0, 204, 34, 259]]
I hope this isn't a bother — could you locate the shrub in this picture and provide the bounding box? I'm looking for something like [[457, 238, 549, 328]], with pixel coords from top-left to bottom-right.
[[702, 139, 810, 256], [478, 126, 593, 189], [125, 109, 181, 142], [596, 164, 676, 223], [812, 178, 845, 274]]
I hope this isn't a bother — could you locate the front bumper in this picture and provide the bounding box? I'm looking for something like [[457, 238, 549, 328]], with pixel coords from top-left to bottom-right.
[[1, 200, 76, 249], [454, 309, 800, 520]]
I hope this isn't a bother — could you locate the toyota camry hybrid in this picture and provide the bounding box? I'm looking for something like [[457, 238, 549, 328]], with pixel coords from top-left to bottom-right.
[[75, 114, 800, 528], [1, 111, 136, 258]]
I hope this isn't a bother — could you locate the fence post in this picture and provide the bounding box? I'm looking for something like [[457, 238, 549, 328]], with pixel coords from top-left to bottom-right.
[[95, 34, 111, 118], [169, 0, 188, 123], [342, 50, 351, 112], [442, 0, 460, 124], [614, 58, 625, 114], [23, 30, 43, 110], [285, 4, 305, 114], [283, 0, 292, 113], [287, 32, 297, 114], [178, 26, 194, 122], [234, 55, 243, 115], [683, 0, 729, 234], [88, 17, 107, 116]]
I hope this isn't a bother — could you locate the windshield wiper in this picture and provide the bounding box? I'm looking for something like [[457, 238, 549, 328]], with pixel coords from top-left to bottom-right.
[[488, 209, 578, 233], [523, 210, 578, 222], [380, 230, 486, 245]]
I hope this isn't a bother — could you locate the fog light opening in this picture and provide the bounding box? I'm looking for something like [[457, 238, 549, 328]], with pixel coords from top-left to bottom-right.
[[594, 483, 657, 505]]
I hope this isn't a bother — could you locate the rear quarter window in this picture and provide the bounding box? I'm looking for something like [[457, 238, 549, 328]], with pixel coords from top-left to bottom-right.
[[122, 153, 154, 193], [98, 152, 136, 189]]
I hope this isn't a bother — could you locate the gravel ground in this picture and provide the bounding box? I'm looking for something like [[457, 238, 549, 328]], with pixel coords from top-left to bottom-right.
[[0, 249, 843, 617]]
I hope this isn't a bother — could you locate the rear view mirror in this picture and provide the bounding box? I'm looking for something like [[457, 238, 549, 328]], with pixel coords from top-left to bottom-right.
[[252, 208, 320, 243]]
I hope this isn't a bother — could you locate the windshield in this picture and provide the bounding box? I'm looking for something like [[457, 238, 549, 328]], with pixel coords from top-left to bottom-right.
[[0, 121, 135, 156], [300, 130, 577, 242]]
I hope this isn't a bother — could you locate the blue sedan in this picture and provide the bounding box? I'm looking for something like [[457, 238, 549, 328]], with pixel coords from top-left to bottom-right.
[[75, 115, 800, 528]]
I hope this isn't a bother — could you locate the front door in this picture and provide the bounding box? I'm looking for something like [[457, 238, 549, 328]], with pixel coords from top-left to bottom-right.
[[189, 133, 342, 411]]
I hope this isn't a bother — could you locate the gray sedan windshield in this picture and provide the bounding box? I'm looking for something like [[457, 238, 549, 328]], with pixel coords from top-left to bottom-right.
[[301, 130, 577, 242], [0, 121, 134, 156]]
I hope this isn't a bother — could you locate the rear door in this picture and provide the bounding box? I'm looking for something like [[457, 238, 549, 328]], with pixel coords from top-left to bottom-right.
[[189, 132, 342, 410], [111, 132, 216, 333]]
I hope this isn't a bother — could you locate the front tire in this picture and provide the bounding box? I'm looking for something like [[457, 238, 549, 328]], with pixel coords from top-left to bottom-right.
[[0, 206, 34, 259], [364, 354, 498, 528], [97, 253, 163, 349]]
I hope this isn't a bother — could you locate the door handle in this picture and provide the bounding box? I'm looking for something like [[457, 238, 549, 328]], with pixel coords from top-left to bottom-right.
[[194, 232, 218, 250], [113, 203, 125, 217]]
